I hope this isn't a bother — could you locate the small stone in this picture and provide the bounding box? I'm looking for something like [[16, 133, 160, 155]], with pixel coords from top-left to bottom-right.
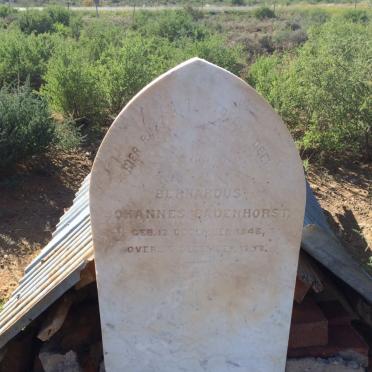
[[347, 360, 360, 369], [330, 356, 344, 365], [39, 350, 81, 372]]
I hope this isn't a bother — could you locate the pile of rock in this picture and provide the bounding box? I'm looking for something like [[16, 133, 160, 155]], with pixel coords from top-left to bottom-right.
[[0, 263, 103, 372]]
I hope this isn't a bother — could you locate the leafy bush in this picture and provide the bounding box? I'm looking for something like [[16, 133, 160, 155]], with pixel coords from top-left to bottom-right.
[[0, 29, 56, 88], [273, 28, 307, 51], [305, 9, 330, 25], [134, 10, 209, 42], [99, 36, 177, 115], [0, 5, 17, 18], [79, 19, 127, 60], [69, 14, 83, 39], [42, 41, 106, 125], [183, 5, 204, 21], [42, 23, 244, 125], [46, 6, 71, 26], [54, 118, 83, 150], [342, 9, 369, 24], [258, 35, 274, 53], [17, 7, 71, 35], [254, 7, 275, 20], [231, 0, 245, 5], [17, 10, 55, 34], [183, 36, 244, 75], [0, 84, 56, 169], [249, 20, 371, 158], [286, 8, 330, 28], [248, 54, 282, 107]]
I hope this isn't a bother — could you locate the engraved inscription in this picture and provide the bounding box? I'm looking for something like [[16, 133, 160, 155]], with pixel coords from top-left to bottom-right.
[[156, 188, 244, 200], [115, 208, 289, 220], [253, 141, 271, 163], [122, 246, 156, 253], [118, 244, 269, 255], [121, 146, 142, 174], [113, 189, 290, 254]]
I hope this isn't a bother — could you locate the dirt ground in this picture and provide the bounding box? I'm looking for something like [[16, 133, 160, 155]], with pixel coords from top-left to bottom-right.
[[0, 153, 371, 302], [307, 161, 372, 274], [0, 150, 92, 302]]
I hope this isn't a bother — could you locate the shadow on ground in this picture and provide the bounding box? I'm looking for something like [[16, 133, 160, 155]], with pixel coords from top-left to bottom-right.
[[0, 150, 92, 300]]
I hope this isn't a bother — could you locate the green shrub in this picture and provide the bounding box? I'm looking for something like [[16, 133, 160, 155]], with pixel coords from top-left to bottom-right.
[[134, 10, 209, 42], [342, 9, 369, 24], [69, 14, 83, 39], [79, 19, 127, 60], [99, 36, 177, 115], [0, 5, 17, 18], [0, 84, 56, 169], [258, 35, 274, 53], [183, 5, 204, 21], [0, 29, 56, 89], [249, 20, 372, 158], [304, 9, 330, 26], [231, 0, 245, 5], [0, 5, 17, 29], [54, 117, 83, 150], [17, 7, 71, 35], [254, 7, 276, 20], [273, 28, 307, 51], [183, 36, 244, 76], [17, 10, 55, 34], [284, 9, 330, 28], [248, 54, 283, 106], [46, 6, 71, 26], [42, 41, 106, 125]]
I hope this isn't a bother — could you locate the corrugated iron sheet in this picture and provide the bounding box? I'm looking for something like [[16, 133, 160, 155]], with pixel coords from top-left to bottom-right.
[[0, 175, 93, 349], [303, 182, 333, 234], [302, 225, 372, 303], [302, 184, 371, 302], [0, 178, 334, 349]]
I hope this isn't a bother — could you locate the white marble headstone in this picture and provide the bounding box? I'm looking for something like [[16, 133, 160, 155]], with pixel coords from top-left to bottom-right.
[[90, 58, 306, 372]]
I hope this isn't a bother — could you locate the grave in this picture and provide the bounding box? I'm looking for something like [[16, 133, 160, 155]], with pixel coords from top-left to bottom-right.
[[90, 58, 306, 371]]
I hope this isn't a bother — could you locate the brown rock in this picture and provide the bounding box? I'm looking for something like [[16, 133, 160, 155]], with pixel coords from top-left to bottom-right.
[[294, 277, 312, 304], [75, 260, 96, 290], [288, 324, 369, 368], [42, 300, 101, 354], [289, 297, 328, 349], [37, 294, 74, 342]]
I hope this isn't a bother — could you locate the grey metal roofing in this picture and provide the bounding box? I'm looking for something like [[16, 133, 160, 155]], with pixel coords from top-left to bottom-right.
[[0, 177, 369, 349], [0, 174, 93, 349], [304, 182, 332, 234]]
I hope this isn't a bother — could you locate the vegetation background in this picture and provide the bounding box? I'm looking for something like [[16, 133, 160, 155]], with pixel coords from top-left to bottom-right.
[[0, 3, 370, 164], [0, 0, 370, 6]]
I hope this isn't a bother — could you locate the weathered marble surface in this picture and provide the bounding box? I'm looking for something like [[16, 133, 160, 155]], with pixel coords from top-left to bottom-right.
[[90, 58, 306, 372]]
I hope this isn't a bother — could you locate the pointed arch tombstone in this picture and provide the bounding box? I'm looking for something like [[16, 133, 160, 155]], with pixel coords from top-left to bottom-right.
[[90, 58, 306, 372]]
